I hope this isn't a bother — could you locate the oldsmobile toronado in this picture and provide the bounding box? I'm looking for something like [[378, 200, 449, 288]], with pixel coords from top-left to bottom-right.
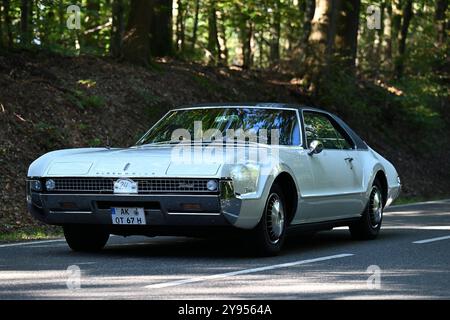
[[27, 103, 401, 255]]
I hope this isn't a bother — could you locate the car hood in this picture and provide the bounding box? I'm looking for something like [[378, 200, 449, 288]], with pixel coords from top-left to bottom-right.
[[30, 146, 224, 178]]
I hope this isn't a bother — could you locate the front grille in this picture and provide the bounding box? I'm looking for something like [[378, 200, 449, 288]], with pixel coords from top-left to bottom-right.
[[53, 178, 113, 192], [49, 178, 216, 194]]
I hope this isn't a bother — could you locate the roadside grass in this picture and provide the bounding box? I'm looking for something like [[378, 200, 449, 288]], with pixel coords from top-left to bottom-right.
[[0, 226, 62, 243]]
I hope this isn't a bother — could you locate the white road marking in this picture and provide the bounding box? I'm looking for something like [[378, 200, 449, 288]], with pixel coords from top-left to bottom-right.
[[334, 225, 450, 231], [0, 239, 65, 248], [413, 235, 450, 244], [144, 253, 354, 289], [0, 235, 123, 249]]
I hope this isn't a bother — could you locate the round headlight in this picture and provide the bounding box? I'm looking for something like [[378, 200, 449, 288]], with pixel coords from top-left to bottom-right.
[[31, 180, 42, 191], [206, 180, 218, 191], [46, 179, 56, 191]]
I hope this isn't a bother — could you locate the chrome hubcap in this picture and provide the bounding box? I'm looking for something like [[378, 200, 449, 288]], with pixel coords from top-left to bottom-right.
[[369, 187, 383, 228], [266, 194, 285, 243]]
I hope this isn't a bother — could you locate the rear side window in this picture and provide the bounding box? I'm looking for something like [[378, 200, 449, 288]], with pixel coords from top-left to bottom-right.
[[303, 112, 354, 150]]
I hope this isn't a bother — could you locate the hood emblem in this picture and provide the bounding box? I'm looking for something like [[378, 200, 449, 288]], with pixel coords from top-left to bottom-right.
[[123, 163, 130, 171]]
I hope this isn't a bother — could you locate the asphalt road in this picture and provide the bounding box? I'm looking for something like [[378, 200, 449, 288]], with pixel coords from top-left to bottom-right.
[[1, 200, 450, 300]]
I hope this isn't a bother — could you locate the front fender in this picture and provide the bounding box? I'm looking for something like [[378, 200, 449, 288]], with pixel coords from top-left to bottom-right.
[[232, 163, 298, 229]]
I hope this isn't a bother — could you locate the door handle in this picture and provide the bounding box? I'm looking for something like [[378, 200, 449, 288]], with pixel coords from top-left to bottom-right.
[[344, 157, 354, 162]]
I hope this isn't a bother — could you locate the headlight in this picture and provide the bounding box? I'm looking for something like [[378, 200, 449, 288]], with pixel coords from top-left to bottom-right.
[[45, 179, 56, 191], [230, 164, 260, 195], [30, 180, 42, 192], [206, 180, 218, 191]]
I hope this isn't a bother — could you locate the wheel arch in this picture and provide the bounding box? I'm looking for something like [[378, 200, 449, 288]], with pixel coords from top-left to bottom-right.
[[373, 170, 388, 206], [272, 171, 298, 225]]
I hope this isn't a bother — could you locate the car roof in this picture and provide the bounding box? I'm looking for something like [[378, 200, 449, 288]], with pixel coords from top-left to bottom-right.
[[172, 102, 325, 113]]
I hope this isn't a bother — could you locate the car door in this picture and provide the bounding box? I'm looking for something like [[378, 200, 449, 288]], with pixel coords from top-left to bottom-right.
[[301, 111, 364, 222]]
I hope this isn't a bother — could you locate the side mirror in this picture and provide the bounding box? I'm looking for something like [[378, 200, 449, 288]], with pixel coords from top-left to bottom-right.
[[308, 140, 324, 156]]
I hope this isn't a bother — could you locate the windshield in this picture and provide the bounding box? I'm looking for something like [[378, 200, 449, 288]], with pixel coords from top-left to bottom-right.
[[136, 107, 301, 146]]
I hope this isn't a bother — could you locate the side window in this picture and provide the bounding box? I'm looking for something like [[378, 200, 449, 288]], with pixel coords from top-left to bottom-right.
[[303, 112, 354, 150]]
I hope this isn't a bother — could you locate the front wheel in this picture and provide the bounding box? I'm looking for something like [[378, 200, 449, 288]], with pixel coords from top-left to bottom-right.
[[250, 184, 287, 256], [349, 181, 384, 240], [63, 225, 109, 252]]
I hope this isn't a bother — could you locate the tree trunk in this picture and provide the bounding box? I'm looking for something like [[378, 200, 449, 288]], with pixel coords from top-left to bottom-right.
[[217, 11, 228, 65], [382, 0, 392, 68], [207, 1, 220, 65], [20, 0, 31, 45], [150, 0, 172, 57], [111, 0, 125, 57], [325, 0, 340, 57], [304, 0, 334, 86], [300, 0, 316, 48], [395, 0, 413, 79], [3, 0, 12, 47], [335, 0, 361, 70], [0, 3, 3, 48], [191, 0, 200, 50], [269, 0, 281, 67], [392, 0, 402, 46], [122, 0, 153, 66], [176, 0, 185, 52], [84, 0, 100, 50], [435, 0, 448, 46], [242, 20, 253, 69]]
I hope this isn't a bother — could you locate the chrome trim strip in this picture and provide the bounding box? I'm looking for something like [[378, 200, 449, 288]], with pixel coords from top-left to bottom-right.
[[166, 212, 221, 216], [49, 210, 92, 214], [43, 193, 219, 197], [302, 191, 364, 199]]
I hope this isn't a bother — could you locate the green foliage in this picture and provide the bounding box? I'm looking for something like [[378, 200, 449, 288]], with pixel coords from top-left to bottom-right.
[[0, 226, 62, 242], [34, 121, 67, 150], [88, 137, 102, 147], [67, 90, 105, 110], [191, 73, 220, 93]]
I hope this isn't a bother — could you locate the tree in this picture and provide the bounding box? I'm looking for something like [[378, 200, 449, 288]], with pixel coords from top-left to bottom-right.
[[111, 0, 125, 58], [175, 0, 185, 52], [299, 0, 316, 50], [435, 0, 448, 46], [191, 0, 200, 50], [395, 0, 413, 79], [3, 0, 13, 47], [122, 0, 153, 66], [381, 0, 393, 68], [84, 0, 101, 50], [334, 0, 361, 70], [150, 0, 172, 56], [304, 0, 334, 86], [20, 0, 32, 45], [269, 0, 281, 67], [207, 0, 220, 65], [236, 4, 253, 69]]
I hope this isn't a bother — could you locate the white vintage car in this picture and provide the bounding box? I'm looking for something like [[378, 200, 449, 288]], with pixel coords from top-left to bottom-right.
[[27, 103, 401, 255]]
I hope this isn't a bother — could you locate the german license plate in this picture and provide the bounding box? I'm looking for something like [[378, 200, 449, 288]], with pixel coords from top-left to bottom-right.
[[111, 207, 146, 225]]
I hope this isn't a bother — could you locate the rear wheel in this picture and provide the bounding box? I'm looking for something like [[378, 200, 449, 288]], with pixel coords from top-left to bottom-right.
[[63, 225, 109, 252], [349, 180, 384, 240], [250, 184, 287, 256]]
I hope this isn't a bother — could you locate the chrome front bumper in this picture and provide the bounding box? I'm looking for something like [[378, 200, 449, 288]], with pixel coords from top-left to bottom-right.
[[27, 181, 243, 229]]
